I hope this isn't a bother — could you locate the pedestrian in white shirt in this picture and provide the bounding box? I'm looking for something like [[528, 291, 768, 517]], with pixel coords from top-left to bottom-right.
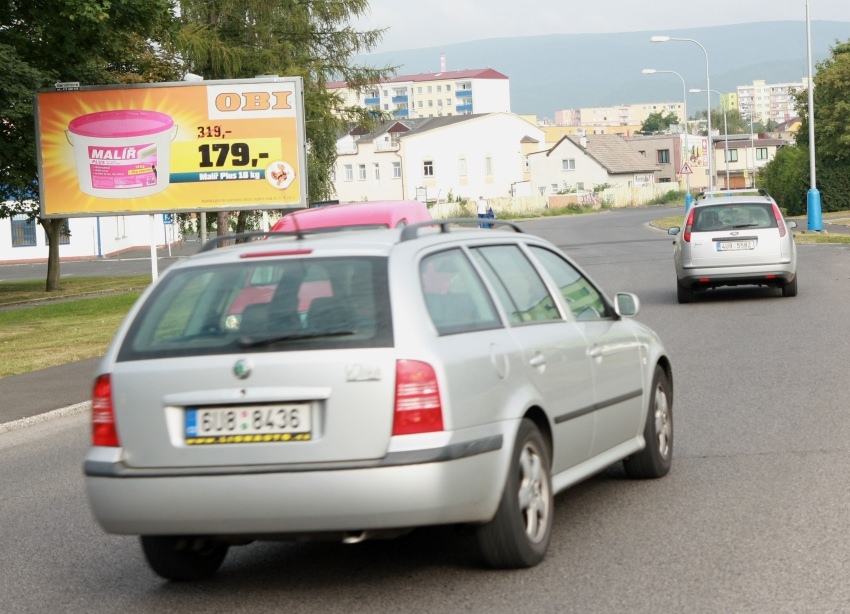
[[477, 196, 488, 228]]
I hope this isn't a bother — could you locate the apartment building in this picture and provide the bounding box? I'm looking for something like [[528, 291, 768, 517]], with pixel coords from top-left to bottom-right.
[[554, 102, 686, 127], [328, 63, 510, 120], [737, 79, 807, 124]]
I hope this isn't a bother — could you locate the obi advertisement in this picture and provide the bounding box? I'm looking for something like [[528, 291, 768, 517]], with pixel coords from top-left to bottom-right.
[[36, 77, 307, 218]]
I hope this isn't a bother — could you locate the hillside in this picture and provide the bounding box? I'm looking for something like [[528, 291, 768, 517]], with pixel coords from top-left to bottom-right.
[[355, 21, 850, 120]]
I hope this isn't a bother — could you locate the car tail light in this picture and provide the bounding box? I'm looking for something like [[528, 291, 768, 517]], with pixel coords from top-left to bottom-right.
[[91, 374, 120, 447], [393, 360, 444, 436], [772, 204, 787, 237], [683, 208, 695, 242]]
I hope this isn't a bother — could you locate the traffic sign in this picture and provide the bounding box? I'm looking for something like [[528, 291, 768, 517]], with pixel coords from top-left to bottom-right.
[[680, 162, 693, 175]]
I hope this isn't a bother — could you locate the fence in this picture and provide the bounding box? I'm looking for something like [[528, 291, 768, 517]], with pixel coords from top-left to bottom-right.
[[429, 183, 684, 219]]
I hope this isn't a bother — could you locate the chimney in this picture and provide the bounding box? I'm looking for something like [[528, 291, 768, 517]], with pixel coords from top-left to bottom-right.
[[580, 135, 587, 148], [440, 53, 446, 72]]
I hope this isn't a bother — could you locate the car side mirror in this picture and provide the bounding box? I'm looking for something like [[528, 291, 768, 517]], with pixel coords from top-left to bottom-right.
[[667, 227, 680, 235], [787, 220, 797, 229], [614, 292, 640, 318]]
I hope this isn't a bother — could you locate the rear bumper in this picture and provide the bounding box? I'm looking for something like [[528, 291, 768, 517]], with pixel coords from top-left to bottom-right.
[[84, 435, 508, 536], [677, 263, 796, 289]]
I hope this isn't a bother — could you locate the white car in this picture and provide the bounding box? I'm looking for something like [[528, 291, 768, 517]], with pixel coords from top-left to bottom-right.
[[84, 218, 673, 580], [668, 190, 798, 303]]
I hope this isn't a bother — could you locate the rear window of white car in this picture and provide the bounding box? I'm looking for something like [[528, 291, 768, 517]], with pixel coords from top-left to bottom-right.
[[117, 256, 393, 361], [693, 203, 776, 232]]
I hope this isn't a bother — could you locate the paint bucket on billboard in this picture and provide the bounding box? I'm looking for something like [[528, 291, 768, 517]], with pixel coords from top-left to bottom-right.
[[66, 110, 176, 199]]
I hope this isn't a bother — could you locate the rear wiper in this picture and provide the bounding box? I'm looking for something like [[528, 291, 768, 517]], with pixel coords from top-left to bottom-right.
[[731, 223, 759, 228], [238, 330, 356, 348]]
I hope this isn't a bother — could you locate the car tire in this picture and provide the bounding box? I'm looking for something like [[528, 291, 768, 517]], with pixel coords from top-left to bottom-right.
[[676, 281, 693, 304], [624, 365, 673, 479], [476, 418, 553, 568], [140, 535, 229, 581], [782, 275, 798, 297]]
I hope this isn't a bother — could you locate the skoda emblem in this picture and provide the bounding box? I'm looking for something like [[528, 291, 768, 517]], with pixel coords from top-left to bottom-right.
[[233, 359, 253, 380]]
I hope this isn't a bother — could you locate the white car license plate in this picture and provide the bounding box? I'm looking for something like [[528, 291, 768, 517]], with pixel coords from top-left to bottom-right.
[[717, 240, 755, 251], [185, 404, 311, 445]]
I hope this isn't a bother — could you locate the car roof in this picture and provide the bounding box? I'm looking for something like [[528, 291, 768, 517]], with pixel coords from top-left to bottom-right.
[[182, 219, 530, 269], [694, 189, 776, 208], [271, 200, 432, 232]]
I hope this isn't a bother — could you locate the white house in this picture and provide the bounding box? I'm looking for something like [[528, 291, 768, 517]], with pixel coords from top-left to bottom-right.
[[528, 134, 657, 196], [0, 212, 180, 264], [333, 113, 545, 203]]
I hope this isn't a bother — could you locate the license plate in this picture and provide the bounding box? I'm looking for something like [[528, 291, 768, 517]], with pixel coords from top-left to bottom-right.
[[185, 404, 311, 445], [717, 240, 755, 251]]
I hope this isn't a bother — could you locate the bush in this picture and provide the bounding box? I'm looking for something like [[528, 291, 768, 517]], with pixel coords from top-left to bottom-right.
[[758, 146, 809, 216]]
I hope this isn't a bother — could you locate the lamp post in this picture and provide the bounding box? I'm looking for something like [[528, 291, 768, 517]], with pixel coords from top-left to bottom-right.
[[690, 88, 730, 190], [806, 0, 823, 230], [642, 68, 690, 203], [651, 35, 713, 189]]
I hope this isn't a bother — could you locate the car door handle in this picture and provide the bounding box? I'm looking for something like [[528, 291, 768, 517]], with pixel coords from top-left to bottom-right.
[[529, 353, 546, 367], [588, 346, 603, 359]]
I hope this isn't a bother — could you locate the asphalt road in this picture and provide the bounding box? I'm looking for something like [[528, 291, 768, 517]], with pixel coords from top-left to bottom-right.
[[2, 207, 850, 612]]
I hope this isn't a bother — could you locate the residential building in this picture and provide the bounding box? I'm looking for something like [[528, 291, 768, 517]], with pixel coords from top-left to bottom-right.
[[737, 79, 807, 124], [0, 212, 180, 264], [543, 124, 644, 144], [328, 64, 510, 120], [528, 134, 657, 197], [555, 102, 686, 128], [713, 134, 788, 189], [333, 113, 544, 203]]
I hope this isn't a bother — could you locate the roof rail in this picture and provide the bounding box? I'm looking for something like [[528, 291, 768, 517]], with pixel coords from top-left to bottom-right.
[[198, 225, 388, 252], [399, 218, 525, 242], [695, 188, 770, 201]]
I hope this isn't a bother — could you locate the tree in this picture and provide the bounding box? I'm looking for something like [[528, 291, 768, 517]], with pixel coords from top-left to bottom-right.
[[640, 111, 679, 133], [0, 0, 182, 290], [175, 0, 395, 237]]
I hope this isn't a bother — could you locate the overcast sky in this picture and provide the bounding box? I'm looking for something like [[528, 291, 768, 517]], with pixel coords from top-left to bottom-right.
[[353, 0, 850, 53]]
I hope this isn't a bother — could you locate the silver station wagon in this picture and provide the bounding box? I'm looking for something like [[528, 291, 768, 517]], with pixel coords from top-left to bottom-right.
[[84, 219, 673, 581], [668, 190, 798, 303]]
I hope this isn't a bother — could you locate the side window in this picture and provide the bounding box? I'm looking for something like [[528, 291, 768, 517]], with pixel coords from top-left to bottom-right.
[[472, 245, 560, 324], [529, 247, 609, 320], [420, 249, 501, 335]]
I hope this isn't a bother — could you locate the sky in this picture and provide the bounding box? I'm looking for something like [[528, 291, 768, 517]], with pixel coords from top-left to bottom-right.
[[353, 0, 850, 54]]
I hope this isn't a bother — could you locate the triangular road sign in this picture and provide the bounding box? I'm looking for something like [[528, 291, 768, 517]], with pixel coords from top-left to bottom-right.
[[680, 162, 693, 175]]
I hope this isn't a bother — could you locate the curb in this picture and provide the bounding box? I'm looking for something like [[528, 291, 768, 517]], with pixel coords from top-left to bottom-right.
[[0, 402, 90, 434]]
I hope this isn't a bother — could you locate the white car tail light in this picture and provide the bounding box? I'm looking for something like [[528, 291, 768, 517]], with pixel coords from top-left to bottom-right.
[[772, 203, 787, 237], [91, 374, 120, 447], [683, 208, 695, 242], [393, 360, 444, 435]]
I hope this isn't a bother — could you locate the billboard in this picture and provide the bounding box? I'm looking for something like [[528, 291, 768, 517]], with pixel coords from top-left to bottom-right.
[[35, 77, 307, 218]]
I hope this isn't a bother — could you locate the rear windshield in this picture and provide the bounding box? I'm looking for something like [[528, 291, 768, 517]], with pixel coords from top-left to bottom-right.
[[117, 256, 392, 361], [693, 203, 776, 232]]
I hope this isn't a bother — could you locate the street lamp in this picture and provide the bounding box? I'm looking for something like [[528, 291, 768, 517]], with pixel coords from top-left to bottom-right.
[[805, 0, 822, 230], [690, 88, 730, 189], [651, 35, 713, 189], [642, 68, 690, 201]]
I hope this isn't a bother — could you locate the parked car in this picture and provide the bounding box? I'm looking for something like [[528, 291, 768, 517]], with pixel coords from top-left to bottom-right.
[[668, 190, 798, 303], [84, 218, 673, 581], [271, 199, 432, 232]]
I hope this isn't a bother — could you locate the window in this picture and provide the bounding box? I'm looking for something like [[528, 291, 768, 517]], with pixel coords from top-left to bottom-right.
[[392, 161, 401, 179], [55, 220, 70, 245], [530, 247, 609, 320], [358, 164, 366, 180], [639, 150, 646, 157], [372, 163, 380, 181], [657, 149, 670, 164], [423, 160, 434, 176], [437, 85, 442, 92], [524, 156, 530, 172], [446, 99, 451, 106], [472, 246, 559, 325], [427, 86, 432, 93], [446, 85, 451, 92], [458, 157, 467, 177], [428, 100, 433, 107], [485, 156, 493, 176], [757, 147, 769, 160], [726, 149, 739, 163], [343, 165, 353, 181], [417, 101, 423, 108], [417, 86, 422, 94], [11, 214, 36, 247], [420, 250, 501, 336], [561, 158, 576, 171], [551, 183, 558, 192]]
